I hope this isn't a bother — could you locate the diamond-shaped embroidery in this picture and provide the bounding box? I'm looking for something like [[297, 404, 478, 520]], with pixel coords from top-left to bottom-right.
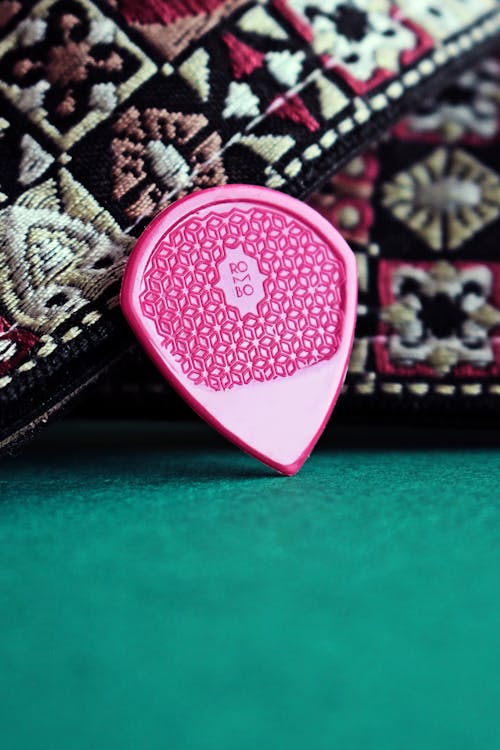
[[382, 147, 500, 251], [0, 0, 155, 149]]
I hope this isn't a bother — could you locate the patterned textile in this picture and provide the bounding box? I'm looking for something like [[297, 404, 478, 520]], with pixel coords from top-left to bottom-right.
[[309, 58, 500, 407], [0, 0, 500, 451]]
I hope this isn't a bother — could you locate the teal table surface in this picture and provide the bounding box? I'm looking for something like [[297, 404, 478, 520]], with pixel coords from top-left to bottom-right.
[[1, 420, 499, 750]]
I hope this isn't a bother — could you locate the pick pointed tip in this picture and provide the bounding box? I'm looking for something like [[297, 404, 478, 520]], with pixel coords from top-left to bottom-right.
[[272, 455, 308, 477]]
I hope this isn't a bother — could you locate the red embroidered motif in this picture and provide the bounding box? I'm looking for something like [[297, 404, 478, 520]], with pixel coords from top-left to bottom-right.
[[110, 0, 249, 62], [116, 0, 229, 25], [0, 317, 38, 377], [272, 0, 313, 43], [308, 151, 378, 245], [271, 94, 320, 132], [0, 0, 21, 28], [222, 33, 265, 80]]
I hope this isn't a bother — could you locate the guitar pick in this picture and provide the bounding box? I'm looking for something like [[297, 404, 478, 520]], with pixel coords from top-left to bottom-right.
[[121, 185, 357, 475]]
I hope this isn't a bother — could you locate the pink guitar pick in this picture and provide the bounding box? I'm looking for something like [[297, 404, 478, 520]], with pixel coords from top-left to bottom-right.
[[121, 185, 357, 475]]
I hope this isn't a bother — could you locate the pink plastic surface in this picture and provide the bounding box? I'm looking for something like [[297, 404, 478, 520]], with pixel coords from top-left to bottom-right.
[[121, 185, 357, 475]]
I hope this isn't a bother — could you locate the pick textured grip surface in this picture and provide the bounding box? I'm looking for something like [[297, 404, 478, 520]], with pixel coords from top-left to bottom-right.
[[139, 205, 345, 391]]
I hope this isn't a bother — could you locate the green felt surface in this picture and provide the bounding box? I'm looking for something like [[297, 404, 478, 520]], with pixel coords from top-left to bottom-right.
[[1, 421, 499, 749]]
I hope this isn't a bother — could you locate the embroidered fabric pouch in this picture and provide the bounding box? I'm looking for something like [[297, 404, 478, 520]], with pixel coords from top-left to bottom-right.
[[1, 0, 500, 452]]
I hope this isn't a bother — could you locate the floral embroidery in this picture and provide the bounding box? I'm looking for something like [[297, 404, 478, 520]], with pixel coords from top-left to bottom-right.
[[376, 261, 500, 376], [382, 147, 500, 251], [286, 0, 431, 92], [0, 0, 155, 148], [0, 169, 132, 334], [111, 107, 227, 223]]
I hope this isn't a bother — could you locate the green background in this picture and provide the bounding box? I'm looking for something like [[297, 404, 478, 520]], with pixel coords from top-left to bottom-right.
[[1, 421, 499, 749]]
